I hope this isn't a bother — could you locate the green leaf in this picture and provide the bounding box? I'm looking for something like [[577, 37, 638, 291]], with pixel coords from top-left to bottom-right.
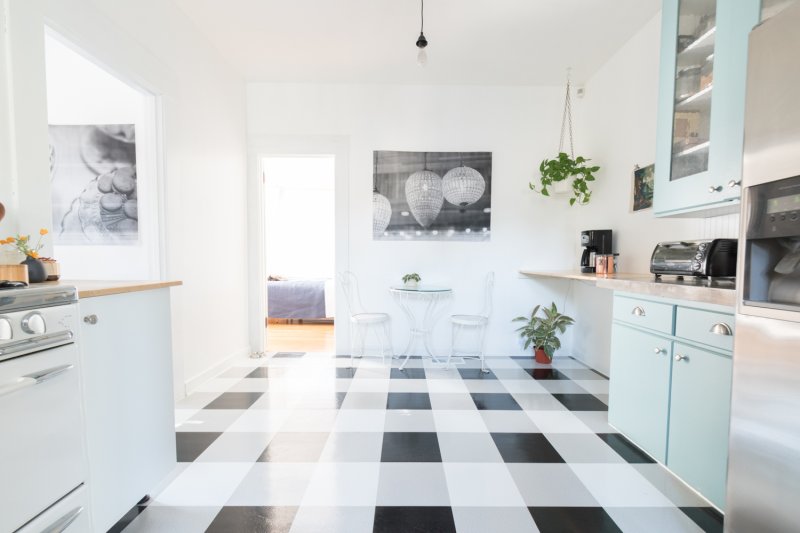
[[569, 197, 576, 206]]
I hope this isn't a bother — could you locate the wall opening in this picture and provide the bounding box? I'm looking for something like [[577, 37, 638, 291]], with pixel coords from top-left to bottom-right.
[[44, 30, 161, 280]]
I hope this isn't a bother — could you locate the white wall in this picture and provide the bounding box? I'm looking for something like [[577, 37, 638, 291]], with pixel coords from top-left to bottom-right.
[[1, 0, 250, 398], [264, 156, 335, 280], [248, 83, 582, 357]]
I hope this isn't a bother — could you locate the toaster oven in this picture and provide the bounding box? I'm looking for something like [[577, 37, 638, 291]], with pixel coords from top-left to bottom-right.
[[650, 239, 738, 279]]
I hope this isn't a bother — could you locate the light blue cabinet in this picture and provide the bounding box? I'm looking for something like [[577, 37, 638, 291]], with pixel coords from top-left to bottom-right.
[[608, 324, 672, 462], [668, 343, 732, 510], [654, 0, 760, 217], [608, 292, 734, 510]]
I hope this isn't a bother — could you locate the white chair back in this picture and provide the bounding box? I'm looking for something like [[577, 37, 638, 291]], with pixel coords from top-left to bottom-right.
[[338, 271, 365, 316], [479, 271, 495, 318]]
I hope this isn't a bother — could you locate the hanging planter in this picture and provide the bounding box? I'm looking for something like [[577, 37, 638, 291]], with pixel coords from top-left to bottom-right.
[[530, 72, 600, 206]]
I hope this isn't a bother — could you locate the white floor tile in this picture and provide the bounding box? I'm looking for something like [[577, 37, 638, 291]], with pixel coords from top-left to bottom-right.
[[154, 462, 252, 506], [226, 410, 289, 433], [384, 409, 436, 432], [444, 463, 525, 507], [301, 462, 380, 506], [525, 411, 593, 433], [226, 463, 316, 505], [570, 464, 676, 507], [507, 463, 599, 507], [279, 409, 339, 432], [452, 506, 540, 533], [376, 463, 450, 506], [433, 410, 489, 433], [332, 409, 386, 432]]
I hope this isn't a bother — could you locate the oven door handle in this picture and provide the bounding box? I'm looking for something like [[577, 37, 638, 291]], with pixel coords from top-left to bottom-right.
[[27, 363, 75, 384], [0, 330, 74, 358], [42, 505, 83, 533], [0, 362, 75, 398]]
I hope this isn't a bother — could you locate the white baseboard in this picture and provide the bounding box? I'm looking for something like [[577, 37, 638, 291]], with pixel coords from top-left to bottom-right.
[[182, 345, 251, 397]]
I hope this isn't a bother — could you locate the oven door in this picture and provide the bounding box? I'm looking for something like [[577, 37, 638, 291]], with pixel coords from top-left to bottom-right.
[[0, 344, 86, 533]]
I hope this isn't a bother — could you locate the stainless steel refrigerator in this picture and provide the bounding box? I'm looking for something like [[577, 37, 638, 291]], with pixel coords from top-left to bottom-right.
[[727, 3, 800, 531]]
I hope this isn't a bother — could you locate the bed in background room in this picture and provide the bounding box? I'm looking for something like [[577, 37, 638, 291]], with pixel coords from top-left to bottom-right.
[[267, 277, 335, 321]]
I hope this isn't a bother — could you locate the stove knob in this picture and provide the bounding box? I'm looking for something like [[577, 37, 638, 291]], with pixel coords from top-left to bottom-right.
[[21, 312, 46, 335], [0, 317, 12, 340]]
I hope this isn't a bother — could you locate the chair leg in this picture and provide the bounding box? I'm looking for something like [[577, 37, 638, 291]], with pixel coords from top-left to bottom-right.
[[349, 322, 358, 368], [377, 323, 386, 364], [479, 324, 489, 373], [446, 322, 458, 369]]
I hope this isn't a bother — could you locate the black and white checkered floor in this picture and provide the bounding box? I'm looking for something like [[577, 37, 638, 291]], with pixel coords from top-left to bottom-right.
[[119, 353, 723, 532]]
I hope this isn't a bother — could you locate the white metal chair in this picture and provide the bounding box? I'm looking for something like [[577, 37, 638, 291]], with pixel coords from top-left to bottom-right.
[[338, 271, 393, 367], [446, 272, 495, 373]]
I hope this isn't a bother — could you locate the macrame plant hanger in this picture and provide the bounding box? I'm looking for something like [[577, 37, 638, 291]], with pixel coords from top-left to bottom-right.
[[559, 69, 575, 159]]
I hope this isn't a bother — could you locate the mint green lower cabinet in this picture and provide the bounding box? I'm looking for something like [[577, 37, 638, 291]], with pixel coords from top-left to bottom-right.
[[608, 324, 672, 463], [668, 343, 732, 510]]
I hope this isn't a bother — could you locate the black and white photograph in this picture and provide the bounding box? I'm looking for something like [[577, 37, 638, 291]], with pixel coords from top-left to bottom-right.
[[49, 124, 139, 244], [372, 150, 492, 241]]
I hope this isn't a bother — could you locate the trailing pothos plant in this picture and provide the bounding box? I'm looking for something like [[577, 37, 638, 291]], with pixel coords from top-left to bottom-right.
[[531, 152, 600, 206]]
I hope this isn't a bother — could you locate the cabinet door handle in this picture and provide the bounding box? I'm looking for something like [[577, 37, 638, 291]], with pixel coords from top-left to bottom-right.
[[728, 179, 741, 188], [674, 354, 689, 362], [631, 306, 646, 317], [83, 314, 98, 325], [708, 185, 723, 193], [709, 322, 733, 336], [653, 347, 665, 354]]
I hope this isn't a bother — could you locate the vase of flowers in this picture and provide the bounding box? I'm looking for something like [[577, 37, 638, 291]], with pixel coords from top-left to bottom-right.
[[2, 229, 50, 283]]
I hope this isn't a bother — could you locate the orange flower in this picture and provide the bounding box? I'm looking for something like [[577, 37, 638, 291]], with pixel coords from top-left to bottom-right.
[[28, 251, 39, 259], [39, 228, 48, 236], [4, 237, 13, 243], [20, 236, 28, 242]]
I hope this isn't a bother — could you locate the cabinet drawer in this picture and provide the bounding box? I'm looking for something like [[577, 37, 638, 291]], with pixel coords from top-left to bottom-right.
[[613, 296, 674, 335], [675, 307, 735, 352]]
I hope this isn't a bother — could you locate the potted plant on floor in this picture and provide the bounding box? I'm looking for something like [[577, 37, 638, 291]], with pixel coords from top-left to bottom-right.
[[513, 302, 575, 364]]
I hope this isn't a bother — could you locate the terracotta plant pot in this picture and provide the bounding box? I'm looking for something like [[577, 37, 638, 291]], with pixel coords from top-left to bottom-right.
[[534, 347, 552, 365]]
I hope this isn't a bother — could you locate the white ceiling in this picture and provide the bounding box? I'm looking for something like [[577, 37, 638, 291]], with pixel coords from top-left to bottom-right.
[[173, 0, 661, 85]]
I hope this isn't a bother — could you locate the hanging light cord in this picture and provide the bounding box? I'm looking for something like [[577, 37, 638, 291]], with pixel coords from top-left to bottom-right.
[[420, 0, 424, 34]]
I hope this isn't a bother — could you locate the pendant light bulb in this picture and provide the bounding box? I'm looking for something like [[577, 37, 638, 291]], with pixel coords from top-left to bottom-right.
[[415, 0, 428, 67]]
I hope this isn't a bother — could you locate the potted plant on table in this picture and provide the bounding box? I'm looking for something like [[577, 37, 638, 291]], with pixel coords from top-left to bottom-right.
[[402, 273, 421, 289], [1, 229, 50, 283], [513, 302, 575, 364]]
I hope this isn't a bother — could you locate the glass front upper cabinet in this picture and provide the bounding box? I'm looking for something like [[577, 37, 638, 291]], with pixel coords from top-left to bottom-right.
[[670, 0, 716, 182]]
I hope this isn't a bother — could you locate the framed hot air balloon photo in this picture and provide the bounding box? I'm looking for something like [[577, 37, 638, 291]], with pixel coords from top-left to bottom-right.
[[371, 150, 492, 241]]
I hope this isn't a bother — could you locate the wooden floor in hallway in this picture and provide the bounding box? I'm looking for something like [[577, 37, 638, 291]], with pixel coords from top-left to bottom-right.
[[266, 322, 335, 353]]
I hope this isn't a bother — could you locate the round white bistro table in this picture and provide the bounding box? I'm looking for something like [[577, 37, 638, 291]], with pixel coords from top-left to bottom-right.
[[389, 285, 453, 370]]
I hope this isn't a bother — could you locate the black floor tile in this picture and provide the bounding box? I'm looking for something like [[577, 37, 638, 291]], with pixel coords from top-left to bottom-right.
[[273, 351, 305, 358], [596, 433, 656, 464], [175, 432, 222, 462], [525, 368, 572, 380], [491, 433, 565, 463], [336, 367, 357, 379], [373, 506, 456, 533], [258, 432, 329, 462], [246, 367, 289, 378], [470, 393, 522, 411], [204, 392, 264, 409], [206, 506, 297, 533], [562, 368, 608, 380], [680, 507, 724, 533], [387, 392, 432, 410], [390, 367, 426, 379], [381, 432, 442, 462], [529, 507, 622, 533], [551, 393, 609, 412], [458, 368, 497, 380]]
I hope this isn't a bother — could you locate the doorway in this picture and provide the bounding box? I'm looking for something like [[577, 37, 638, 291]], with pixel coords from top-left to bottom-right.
[[263, 155, 336, 353]]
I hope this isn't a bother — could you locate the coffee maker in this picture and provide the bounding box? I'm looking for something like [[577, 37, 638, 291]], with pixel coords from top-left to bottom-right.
[[581, 230, 612, 273]]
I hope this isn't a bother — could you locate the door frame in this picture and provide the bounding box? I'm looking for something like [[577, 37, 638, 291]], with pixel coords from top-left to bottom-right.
[[247, 135, 350, 354]]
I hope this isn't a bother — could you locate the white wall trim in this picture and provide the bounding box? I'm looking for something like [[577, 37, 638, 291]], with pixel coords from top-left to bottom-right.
[[247, 134, 350, 355], [182, 345, 251, 398]]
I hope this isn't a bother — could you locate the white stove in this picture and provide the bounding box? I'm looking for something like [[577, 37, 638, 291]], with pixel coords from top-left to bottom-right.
[[0, 285, 89, 532]]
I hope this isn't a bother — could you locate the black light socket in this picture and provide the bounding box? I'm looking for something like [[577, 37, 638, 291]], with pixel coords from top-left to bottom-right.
[[416, 32, 428, 49]]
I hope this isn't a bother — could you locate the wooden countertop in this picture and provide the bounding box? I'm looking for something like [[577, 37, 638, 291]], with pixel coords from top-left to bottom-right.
[[41, 280, 182, 299], [519, 270, 736, 307]]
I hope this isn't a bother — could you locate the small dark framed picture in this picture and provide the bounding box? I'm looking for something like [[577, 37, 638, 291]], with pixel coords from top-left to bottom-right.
[[632, 163, 654, 212]]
